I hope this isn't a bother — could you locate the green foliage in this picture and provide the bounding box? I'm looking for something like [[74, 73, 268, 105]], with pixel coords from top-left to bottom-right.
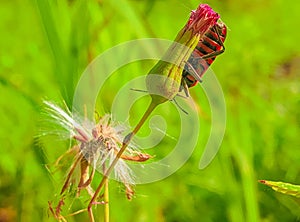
[[1, 0, 300, 221]]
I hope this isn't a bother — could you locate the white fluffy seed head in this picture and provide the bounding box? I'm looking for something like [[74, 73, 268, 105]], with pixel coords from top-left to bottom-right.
[[43, 100, 135, 185]]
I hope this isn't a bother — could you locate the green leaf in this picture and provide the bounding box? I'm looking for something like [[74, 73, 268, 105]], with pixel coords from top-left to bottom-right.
[[259, 180, 300, 198]]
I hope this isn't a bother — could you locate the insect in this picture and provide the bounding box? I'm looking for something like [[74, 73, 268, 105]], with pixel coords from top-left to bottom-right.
[[180, 21, 227, 96]]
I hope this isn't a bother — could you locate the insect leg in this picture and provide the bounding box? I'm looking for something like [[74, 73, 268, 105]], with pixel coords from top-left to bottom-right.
[[184, 61, 203, 83], [201, 26, 225, 59], [201, 48, 224, 59], [180, 76, 190, 97]]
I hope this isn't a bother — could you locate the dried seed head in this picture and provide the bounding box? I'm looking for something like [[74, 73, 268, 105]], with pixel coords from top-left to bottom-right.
[[43, 101, 151, 192]]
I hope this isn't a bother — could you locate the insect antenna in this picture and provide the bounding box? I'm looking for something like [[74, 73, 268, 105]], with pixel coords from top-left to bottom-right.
[[176, 93, 188, 99], [172, 98, 188, 115], [130, 88, 148, 93]]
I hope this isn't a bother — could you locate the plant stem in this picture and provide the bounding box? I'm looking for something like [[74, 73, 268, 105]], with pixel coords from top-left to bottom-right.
[[104, 167, 109, 222], [87, 98, 159, 221]]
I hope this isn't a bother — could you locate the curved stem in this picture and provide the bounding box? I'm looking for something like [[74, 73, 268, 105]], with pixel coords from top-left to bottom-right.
[[87, 98, 158, 221]]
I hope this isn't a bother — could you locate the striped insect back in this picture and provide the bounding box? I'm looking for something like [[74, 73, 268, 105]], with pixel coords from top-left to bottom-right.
[[181, 21, 227, 96]]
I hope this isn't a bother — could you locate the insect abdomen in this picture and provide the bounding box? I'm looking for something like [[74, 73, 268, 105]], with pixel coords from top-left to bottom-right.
[[182, 22, 227, 89]]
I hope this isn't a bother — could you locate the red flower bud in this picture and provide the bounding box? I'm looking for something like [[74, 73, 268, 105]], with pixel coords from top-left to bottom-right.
[[146, 4, 220, 104]]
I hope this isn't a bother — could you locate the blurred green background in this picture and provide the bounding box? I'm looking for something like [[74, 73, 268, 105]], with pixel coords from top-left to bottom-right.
[[1, 0, 300, 221]]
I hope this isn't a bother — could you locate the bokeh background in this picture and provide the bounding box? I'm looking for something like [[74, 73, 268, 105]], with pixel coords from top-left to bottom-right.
[[1, 0, 300, 221]]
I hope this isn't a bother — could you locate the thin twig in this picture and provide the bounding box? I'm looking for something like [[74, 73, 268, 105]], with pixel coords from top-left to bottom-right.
[[61, 153, 83, 195], [87, 99, 158, 222], [104, 172, 109, 222]]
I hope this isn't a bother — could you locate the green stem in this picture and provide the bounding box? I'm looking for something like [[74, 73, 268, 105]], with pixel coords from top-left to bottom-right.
[[88, 98, 159, 219], [104, 172, 109, 222]]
